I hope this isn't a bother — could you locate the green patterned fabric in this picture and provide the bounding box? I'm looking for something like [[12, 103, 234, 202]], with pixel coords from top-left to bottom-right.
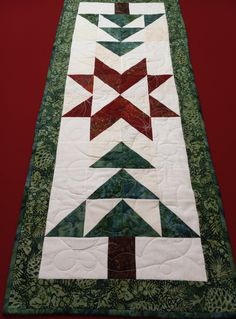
[[159, 202, 198, 238], [144, 13, 164, 26], [88, 169, 158, 199], [86, 200, 160, 237], [47, 201, 86, 237], [101, 27, 142, 41], [102, 14, 141, 27], [98, 41, 143, 55], [80, 13, 99, 25], [90, 142, 154, 168], [4, 0, 236, 317]]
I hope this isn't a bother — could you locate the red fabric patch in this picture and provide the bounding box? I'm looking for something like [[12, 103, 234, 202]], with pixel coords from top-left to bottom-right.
[[148, 74, 172, 93], [90, 96, 152, 140], [108, 237, 136, 279], [69, 74, 94, 93], [115, 3, 129, 14], [63, 97, 92, 117], [149, 95, 178, 117], [94, 58, 147, 93], [94, 58, 122, 92]]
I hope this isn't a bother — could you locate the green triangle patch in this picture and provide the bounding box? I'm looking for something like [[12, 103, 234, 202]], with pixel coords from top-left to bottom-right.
[[144, 14, 164, 27], [86, 200, 160, 237], [89, 169, 158, 199], [101, 28, 142, 41], [98, 41, 143, 56], [91, 142, 154, 168], [80, 14, 99, 26], [102, 14, 141, 27], [46, 201, 86, 237], [159, 202, 199, 237]]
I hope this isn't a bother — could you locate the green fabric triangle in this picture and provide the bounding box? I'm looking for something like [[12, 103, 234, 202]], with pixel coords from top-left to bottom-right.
[[144, 14, 164, 26], [46, 202, 86, 237], [98, 41, 142, 56], [102, 14, 141, 27], [91, 142, 154, 168], [101, 28, 142, 41], [159, 202, 199, 237], [86, 200, 160, 237], [79, 14, 99, 26], [89, 169, 158, 199]]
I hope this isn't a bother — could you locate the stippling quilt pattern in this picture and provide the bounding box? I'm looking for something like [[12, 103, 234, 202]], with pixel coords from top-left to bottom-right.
[[4, 0, 236, 317]]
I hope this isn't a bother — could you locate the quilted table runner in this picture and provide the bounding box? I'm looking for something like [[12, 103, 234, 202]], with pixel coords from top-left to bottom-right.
[[4, 0, 236, 317]]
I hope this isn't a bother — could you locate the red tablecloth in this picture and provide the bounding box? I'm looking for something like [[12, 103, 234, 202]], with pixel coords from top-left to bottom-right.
[[1, 0, 235, 318]]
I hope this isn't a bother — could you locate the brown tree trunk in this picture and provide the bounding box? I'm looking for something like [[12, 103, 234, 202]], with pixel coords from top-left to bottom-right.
[[108, 237, 136, 279]]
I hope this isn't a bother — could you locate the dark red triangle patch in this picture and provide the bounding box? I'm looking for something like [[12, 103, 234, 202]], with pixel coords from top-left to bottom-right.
[[149, 96, 179, 117], [68, 74, 94, 93], [94, 58, 121, 93], [147, 75, 173, 93], [63, 97, 92, 117]]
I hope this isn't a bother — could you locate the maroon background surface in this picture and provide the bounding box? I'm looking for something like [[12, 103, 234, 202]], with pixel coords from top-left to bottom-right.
[[0, 1, 235, 318]]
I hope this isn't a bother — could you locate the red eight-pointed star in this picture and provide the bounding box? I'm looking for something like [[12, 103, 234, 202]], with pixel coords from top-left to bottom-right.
[[63, 58, 178, 140]]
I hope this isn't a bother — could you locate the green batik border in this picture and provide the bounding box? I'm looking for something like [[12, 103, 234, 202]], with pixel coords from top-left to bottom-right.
[[3, 0, 236, 317]]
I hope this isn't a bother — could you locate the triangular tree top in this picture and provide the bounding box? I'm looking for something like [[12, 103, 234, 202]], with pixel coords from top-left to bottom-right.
[[80, 14, 99, 26], [144, 14, 164, 27], [159, 201, 199, 238], [102, 14, 141, 27], [101, 28, 142, 41], [86, 200, 160, 237], [89, 169, 158, 199], [90, 142, 154, 168], [98, 41, 143, 56], [46, 201, 86, 237]]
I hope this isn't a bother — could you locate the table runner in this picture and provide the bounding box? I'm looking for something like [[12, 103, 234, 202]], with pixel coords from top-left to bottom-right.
[[4, 0, 236, 317]]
